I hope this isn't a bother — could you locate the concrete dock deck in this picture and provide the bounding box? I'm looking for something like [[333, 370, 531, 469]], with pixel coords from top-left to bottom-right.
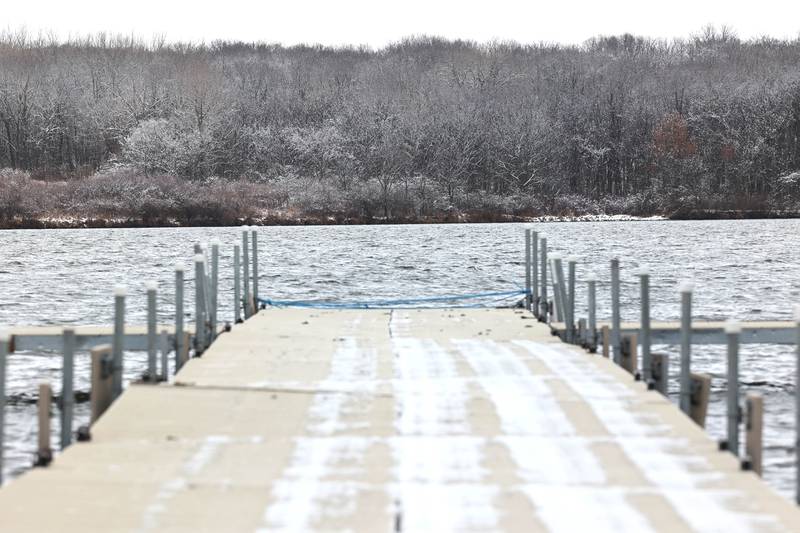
[[0, 308, 798, 531]]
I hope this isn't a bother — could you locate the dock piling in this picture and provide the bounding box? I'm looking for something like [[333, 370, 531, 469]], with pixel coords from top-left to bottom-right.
[[637, 268, 652, 382], [111, 286, 126, 400], [242, 227, 251, 319], [174, 263, 185, 372], [60, 327, 75, 450], [795, 305, 800, 504], [234, 242, 242, 323], [525, 229, 532, 311], [567, 257, 577, 343], [745, 393, 764, 476], [194, 255, 207, 356], [251, 227, 260, 306], [539, 237, 548, 321], [211, 240, 219, 341], [587, 274, 597, 352], [35, 384, 52, 467], [726, 319, 742, 456], [602, 325, 610, 358], [611, 258, 622, 365], [0, 332, 8, 485], [146, 281, 157, 381], [159, 329, 169, 381], [554, 256, 569, 334], [679, 282, 694, 414], [532, 231, 539, 317]]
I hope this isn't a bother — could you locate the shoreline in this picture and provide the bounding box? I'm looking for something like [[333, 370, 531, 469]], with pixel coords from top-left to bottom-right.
[[1, 209, 799, 229]]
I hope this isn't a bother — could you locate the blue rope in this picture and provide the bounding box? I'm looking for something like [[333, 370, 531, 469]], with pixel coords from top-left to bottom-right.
[[258, 289, 528, 310]]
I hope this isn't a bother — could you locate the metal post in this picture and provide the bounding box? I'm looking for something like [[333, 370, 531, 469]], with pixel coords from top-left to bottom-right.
[[234, 242, 242, 323], [795, 305, 800, 504], [252, 227, 259, 307], [611, 258, 622, 365], [111, 285, 126, 400], [554, 255, 568, 329], [540, 237, 548, 321], [242, 226, 251, 318], [194, 255, 207, 356], [175, 263, 185, 372], [566, 256, 577, 343], [60, 327, 75, 450], [159, 329, 169, 381], [525, 229, 532, 311], [587, 274, 597, 352], [679, 281, 694, 415], [210, 239, 219, 340], [551, 256, 564, 323], [531, 231, 539, 317], [146, 280, 157, 381], [725, 319, 741, 457], [638, 268, 652, 382], [0, 331, 8, 485]]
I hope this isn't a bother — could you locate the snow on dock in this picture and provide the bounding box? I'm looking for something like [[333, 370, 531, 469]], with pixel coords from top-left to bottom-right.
[[0, 308, 798, 531]]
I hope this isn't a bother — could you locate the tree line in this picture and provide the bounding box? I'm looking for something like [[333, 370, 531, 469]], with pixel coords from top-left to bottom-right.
[[1, 27, 800, 223]]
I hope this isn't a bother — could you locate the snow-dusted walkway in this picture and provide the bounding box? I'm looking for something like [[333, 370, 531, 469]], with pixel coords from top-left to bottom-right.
[[0, 308, 798, 532]]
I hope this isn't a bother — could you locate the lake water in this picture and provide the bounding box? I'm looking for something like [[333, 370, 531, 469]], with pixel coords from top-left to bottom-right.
[[1, 220, 799, 497]]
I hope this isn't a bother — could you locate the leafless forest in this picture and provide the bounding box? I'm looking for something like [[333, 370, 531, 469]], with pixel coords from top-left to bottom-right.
[[1, 28, 800, 226]]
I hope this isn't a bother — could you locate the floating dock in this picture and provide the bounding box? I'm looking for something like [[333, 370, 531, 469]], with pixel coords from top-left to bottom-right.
[[0, 308, 797, 531]]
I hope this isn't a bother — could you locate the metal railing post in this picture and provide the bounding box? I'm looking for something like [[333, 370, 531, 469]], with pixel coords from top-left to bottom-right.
[[146, 280, 157, 381], [638, 268, 652, 382], [60, 327, 75, 449], [175, 263, 185, 372], [611, 258, 622, 365], [0, 331, 8, 485], [566, 256, 577, 343], [587, 274, 597, 352], [251, 227, 259, 307], [111, 286, 126, 400], [211, 239, 219, 340], [234, 242, 242, 323], [540, 237, 548, 321], [725, 319, 741, 457], [532, 231, 539, 317], [525, 229, 532, 311], [194, 254, 207, 356], [679, 281, 694, 415], [242, 227, 251, 318]]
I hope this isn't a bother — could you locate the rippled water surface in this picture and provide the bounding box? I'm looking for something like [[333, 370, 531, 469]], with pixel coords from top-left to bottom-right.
[[1, 221, 799, 496]]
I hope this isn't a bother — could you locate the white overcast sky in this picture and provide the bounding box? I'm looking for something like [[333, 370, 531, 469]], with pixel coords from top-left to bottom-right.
[[4, 0, 800, 47]]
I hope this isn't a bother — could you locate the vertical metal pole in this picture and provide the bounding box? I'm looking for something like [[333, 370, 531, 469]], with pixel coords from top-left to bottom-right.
[[587, 274, 597, 352], [242, 227, 251, 318], [146, 280, 157, 381], [794, 305, 800, 504], [175, 263, 184, 372], [234, 242, 242, 323], [525, 229, 532, 311], [159, 329, 169, 381], [211, 239, 219, 340], [567, 257, 577, 343], [0, 332, 8, 485], [611, 258, 622, 365], [540, 237, 548, 321], [112, 285, 126, 399], [60, 327, 75, 450], [554, 256, 568, 327], [531, 231, 539, 317], [251, 227, 259, 307], [551, 257, 564, 323], [638, 269, 652, 381], [725, 319, 741, 457], [679, 282, 694, 415], [194, 255, 207, 355]]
